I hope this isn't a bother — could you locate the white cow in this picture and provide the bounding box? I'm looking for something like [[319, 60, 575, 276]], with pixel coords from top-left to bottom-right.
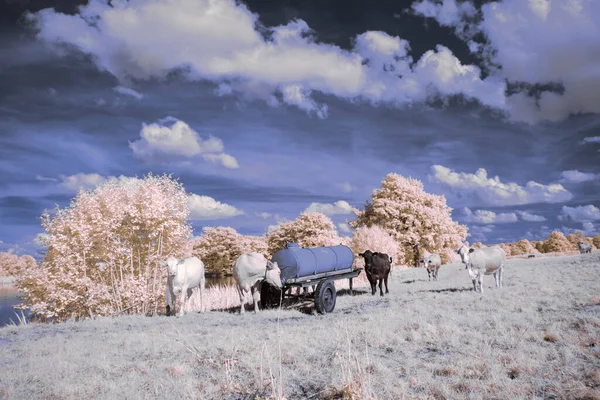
[[162, 256, 206, 317], [457, 244, 506, 293], [420, 253, 441, 281], [578, 241, 592, 254], [233, 252, 282, 314]]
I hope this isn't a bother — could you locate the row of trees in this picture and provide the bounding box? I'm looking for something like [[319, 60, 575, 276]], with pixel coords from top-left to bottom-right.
[[3, 171, 593, 323], [475, 231, 599, 256]]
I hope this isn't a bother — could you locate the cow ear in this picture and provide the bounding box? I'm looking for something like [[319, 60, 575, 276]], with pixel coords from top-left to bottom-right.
[[468, 248, 474, 253]]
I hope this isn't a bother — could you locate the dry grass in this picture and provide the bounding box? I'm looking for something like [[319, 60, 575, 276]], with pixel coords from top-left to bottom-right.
[[1, 252, 599, 399]]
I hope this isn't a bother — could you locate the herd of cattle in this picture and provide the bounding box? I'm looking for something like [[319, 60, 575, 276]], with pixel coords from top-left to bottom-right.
[[161, 240, 594, 317]]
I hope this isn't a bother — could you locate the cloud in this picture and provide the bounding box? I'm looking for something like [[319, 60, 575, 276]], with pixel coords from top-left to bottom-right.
[[558, 204, 600, 223], [429, 165, 573, 206], [560, 170, 598, 183], [60, 172, 106, 192], [113, 85, 144, 100], [337, 182, 355, 193], [27, 0, 507, 118], [468, 224, 494, 242], [255, 212, 272, 219], [129, 118, 239, 169], [525, 225, 552, 241], [412, 0, 600, 124], [36, 175, 57, 182], [266, 214, 291, 234], [516, 211, 546, 222], [32, 232, 49, 247], [187, 194, 244, 220], [304, 200, 353, 216], [337, 222, 351, 234], [581, 136, 600, 144], [462, 207, 517, 224], [582, 222, 597, 236]]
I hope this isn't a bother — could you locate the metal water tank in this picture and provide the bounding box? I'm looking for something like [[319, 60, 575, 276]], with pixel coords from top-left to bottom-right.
[[271, 242, 355, 281]]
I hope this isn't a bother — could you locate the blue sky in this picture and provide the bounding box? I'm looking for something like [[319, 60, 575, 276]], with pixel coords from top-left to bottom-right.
[[0, 0, 599, 256]]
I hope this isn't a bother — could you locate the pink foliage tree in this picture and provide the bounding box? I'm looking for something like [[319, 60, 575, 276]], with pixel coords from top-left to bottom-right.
[[266, 212, 342, 254], [510, 239, 537, 255], [542, 231, 573, 253], [191, 227, 268, 275], [350, 225, 401, 267], [349, 173, 468, 266], [566, 231, 586, 251], [8, 173, 192, 322], [593, 234, 600, 249], [0, 252, 37, 278]]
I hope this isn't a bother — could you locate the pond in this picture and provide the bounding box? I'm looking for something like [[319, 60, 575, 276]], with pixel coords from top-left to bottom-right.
[[0, 275, 237, 327]]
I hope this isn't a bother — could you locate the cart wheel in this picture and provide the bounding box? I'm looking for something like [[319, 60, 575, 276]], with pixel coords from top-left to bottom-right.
[[260, 281, 282, 310], [314, 279, 336, 314]]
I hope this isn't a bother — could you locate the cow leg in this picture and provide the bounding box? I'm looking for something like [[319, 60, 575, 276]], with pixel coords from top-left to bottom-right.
[[384, 275, 389, 294], [428, 270, 431, 281], [200, 276, 206, 313], [237, 284, 246, 314], [166, 278, 174, 316], [177, 284, 189, 317], [471, 278, 477, 292], [370, 280, 376, 296], [498, 267, 503, 288], [478, 273, 484, 294], [251, 284, 261, 313], [379, 279, 384, 297]]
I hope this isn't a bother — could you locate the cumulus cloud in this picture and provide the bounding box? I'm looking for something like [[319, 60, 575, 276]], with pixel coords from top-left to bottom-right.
[[33, 233, 50, 247], [468, 224, 494, 242], [413, 0, 600, 124], [429, 165, 573, 206], [337, 222, 352, 234], [60, 172, 106, 192], [560, 170, 598, 183], [558, 204, 600, 223], [27, 0, 507, 118], [129, 118, 239, 168], [462, 207, 517, 224], [516, 210, 547, 222], [113, 85, 144, 100], [582, 222, 597, 236], [187, 194, 244, 220], [304, 200, 353, 216], [525, 225, 552, 241], [266, 214, 291, 233]]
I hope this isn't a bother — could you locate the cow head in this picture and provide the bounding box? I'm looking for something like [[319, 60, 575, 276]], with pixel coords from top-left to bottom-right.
[[358, 250, 375, 270], [264, 260, 283, 289], [456, 245, 470, 267], [420, 258, 427, 268], [161, 257, 180, 276]]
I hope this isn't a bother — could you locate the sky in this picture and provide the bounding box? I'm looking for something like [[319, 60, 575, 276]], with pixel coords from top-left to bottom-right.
[[0, 0, 599, 257]]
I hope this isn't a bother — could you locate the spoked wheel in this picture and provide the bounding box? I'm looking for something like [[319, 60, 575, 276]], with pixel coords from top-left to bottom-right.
[[260, 281, 283, 310], [314, 279, 337, 314]]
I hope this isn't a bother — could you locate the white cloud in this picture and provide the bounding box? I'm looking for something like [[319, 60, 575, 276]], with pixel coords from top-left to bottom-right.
[[581, 136, 600, 144], [129, 118, 239, 169], [582, 222, 597, 236], [525, 225, 552, 241], [412, 0, 600, 124], [429, 165, 573, 206], [255, 212, 272, 219], [462, 207, 518, 224], [560, 170, 597, 183], [28, 0, 506, 118], [516, 210, 546, 222], [113, 85, 144, 100], [468, 224, 494, 242], [304, 200, 353, 216], [558, 204, 600, 223], [337, 222, 352, 234], [33, 233, 49, 247], [411, 0, 476, 28], [337, 182, 355, 193], [60, 173, 106, 192], [36, 175, 57, 182], [187, 194, 244, 220]]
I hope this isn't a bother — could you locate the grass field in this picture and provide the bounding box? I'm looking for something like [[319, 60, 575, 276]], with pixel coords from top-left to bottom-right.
[[1, 252, 599, 400]]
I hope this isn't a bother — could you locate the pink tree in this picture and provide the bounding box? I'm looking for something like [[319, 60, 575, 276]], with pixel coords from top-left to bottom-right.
[[266, 212, 342, 254], [8, 173, 192, 322], [542, 231, 573, 253], [593, 234, 600, 249], [350, 225, 401, 266], [349, 173, 468, 266], [510, 239, 536, 255]]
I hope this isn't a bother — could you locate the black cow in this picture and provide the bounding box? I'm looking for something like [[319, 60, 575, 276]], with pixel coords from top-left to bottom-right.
[[358, 250, 391, 296]]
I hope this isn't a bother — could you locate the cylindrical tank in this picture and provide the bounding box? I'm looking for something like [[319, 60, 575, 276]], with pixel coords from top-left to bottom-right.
[[271, 243, 355, 282]]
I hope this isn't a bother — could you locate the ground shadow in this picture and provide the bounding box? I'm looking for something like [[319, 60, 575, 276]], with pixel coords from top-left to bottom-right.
[[417, 287, 473, 294]]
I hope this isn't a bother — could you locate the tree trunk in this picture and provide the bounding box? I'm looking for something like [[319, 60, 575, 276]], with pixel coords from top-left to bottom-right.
[[413, 244, 420, 268]]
